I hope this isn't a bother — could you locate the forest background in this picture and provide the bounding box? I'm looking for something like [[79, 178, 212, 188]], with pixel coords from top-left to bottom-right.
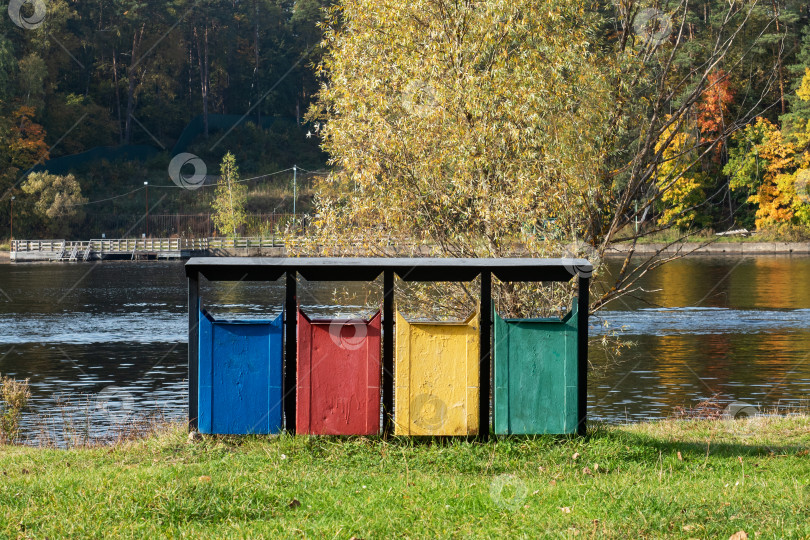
[[2, 1, 810, 312]]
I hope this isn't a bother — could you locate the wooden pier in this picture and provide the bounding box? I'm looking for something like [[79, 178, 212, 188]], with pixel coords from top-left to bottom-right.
[[10, 237, 285, 262]]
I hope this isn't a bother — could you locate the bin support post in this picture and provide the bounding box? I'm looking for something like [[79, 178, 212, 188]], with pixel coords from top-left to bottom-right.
[[382, 270, 394, 437], [577, 275, 589, 436], [479, 271, 491, 441], [188, 271, 199, 431], [285, 271, 297, 433]]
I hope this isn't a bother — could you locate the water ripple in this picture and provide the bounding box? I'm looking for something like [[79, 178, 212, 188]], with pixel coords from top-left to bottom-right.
[[595, 307, 810, 336], [2, 307, 810, 345]]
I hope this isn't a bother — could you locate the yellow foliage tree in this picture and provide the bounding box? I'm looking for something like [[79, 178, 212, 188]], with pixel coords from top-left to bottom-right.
[[654, 120, 710, 231], [20, 172, 87, 236], [211, 152, 247, 238], [798, 67, 810, 102], [746, 120, 804, 228], [304, 0, 616, 316]]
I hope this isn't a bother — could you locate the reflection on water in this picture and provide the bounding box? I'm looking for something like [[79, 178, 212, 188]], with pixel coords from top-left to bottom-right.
[[0, 256, 809, 440], [591, 255, 810, 421]]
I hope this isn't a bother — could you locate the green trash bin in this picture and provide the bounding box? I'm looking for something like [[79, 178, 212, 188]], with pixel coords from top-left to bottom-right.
[[493, 301, 579, 435]]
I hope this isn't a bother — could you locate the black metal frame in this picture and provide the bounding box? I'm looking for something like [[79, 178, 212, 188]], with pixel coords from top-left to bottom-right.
[[186, 257, 591, 438]]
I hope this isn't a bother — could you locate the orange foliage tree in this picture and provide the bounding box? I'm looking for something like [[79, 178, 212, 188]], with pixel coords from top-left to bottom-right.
[[8, 105, 49, 171], [697, 70, 735, 163]]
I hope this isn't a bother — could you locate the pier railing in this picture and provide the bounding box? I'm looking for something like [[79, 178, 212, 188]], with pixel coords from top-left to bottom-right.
[[11, 239, 67, 252], [11, 236, 286, 255]]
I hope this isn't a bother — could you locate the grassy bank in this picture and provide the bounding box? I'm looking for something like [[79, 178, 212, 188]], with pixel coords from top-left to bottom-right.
[[0, 417, 808, 538]]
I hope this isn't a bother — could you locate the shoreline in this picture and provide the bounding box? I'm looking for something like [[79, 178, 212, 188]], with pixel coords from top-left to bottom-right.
[[2, 240, 809, 263], [603, 241, 810, 257]]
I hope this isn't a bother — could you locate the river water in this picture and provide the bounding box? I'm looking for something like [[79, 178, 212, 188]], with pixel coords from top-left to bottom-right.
[[0, 256, 808, 440]]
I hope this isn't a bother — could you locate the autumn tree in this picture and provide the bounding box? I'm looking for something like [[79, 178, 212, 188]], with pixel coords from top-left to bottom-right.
[[725, 112, 810, 229], [7, 106, 48, 171], [582, 0, 783, 311], [303, 0, 614, 315], [20, 172, 87, 236], [697, 70, 736, 162], [655, 120, 710, 231], [303, 0, 782, 316], [212, 152, 247, 237]]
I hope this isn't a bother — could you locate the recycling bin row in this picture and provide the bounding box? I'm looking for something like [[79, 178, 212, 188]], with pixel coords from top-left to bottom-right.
[[197, 303, 579, 436]]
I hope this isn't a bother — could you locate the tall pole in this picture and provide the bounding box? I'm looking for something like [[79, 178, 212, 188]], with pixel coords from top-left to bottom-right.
[[285, 271, 297, 433], [188, 270, 199, 431], [10, 196, 14, 246], [293, 165, 297, 216], [577, 275, 590, 437], [144, 181, 149, 238], [479, 270, 491, 441], [382, 270, 394, 437]]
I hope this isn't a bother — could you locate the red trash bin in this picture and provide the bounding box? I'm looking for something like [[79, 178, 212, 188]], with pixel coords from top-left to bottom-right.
[[297, 308, 382, 435]]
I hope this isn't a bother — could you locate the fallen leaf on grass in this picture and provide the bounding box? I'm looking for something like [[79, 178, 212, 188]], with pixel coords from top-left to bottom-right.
[[288, 499, 301, 509], [198, 476, 211, 483], [729, 531, 748, 540], [572, 452, 580, 461], [560, 506, 572, 514], [677, 451, 683, 461]]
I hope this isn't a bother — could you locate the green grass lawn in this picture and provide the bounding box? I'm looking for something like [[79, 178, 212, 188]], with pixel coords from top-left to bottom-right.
[[0, 416, 808, 538]]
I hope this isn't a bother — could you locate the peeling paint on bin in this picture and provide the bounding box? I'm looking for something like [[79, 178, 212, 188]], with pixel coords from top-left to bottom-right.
[[198, 310, 283, 434], [297, 309, 382, 435], [493, 301, 578, 435], [394, 311, 480, 436]]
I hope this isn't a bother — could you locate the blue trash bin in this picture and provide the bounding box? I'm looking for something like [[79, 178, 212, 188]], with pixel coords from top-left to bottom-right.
[[198, 309, 284, 434]]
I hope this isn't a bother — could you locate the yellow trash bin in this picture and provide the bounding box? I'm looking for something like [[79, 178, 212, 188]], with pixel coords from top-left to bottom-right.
[[394, 311, 480, 435]]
